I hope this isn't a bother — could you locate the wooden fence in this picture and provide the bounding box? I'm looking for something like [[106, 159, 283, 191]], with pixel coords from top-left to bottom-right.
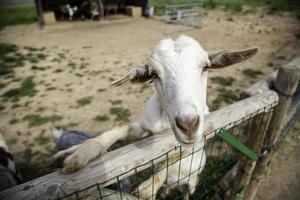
[[0, 57, 299, 200]]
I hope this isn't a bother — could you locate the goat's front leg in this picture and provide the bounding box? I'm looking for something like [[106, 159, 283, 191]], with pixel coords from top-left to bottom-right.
[[53, 123, 144, 174], [134, 167, 167, 200]]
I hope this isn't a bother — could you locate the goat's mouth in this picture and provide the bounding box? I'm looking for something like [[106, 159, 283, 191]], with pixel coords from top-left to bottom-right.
[[172, 125, 199, 147], [181, 140, 196, 146]]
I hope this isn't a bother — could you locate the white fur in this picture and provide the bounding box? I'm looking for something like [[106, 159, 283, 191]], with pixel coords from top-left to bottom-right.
[[54, 35, 210, 197], [144, 35, 210, 146]]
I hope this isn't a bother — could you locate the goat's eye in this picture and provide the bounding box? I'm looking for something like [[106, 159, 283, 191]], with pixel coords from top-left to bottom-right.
[[151, 72, 160, 80]]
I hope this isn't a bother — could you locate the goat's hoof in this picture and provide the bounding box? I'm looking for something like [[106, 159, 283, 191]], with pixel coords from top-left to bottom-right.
[[59, 140, 105, 174]]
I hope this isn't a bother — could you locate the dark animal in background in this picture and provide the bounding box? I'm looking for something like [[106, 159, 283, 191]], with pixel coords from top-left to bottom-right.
[[59, 0, 100, 21], [0, 134, 23, 192], [81, 0, 100, 20], [53, 129, 92, 151], [52, 129, 132, 191], [104, 0, 125, 16]]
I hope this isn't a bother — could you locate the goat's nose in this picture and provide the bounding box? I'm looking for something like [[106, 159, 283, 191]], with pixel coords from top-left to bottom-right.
[[175, 115, 200, 135]]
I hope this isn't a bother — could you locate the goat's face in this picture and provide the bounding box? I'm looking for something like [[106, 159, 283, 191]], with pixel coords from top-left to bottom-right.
[[112, 35, 258, 147], [148, 36, 209, 146]]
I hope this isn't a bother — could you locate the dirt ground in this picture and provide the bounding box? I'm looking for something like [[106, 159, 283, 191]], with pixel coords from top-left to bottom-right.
[[256, 122, 300, 200], [0, 9, 299, 199]]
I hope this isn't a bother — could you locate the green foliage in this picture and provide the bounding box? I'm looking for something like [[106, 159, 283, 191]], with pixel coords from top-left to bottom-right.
[[68, 62, 76, 69], [0, 64, 14, 76], [110, 100, 122, 105], [54, 69, 63, 73], [2, 76, 37, 99], [157, 156, 236, 200], [23, 114, 62, 127], [94, 114, 110, 122], [242, 69, 263, 79], [110, 107, 131, 122], [9, 117, 19, 124], [0, 83, 6, 89], [212, 89, 240, 110], [0, 105, 5, 111], [24, 46, 40, 52], [0, 43, 47, 79], [0, 43, 18, 57], [11, 103, 21, 109], [149, 0, 300, 16], [0, 43, 18, 76], [192, 157, 236, 199], [31, 65, 45, 71], [0, 5, 37, 29], [8, 137, 17, 145], [77, 96, 93, 107], [149, 0, 165, 15], [140, 83, 150, 93], [55, 122, 79, 130], [21, 148, 33, 162], [224, 2, 243, 13], [211, 76, 236, 86], [267, 62, 274, 68], [203, 0, 217, 9], [34, 134, 50, 145], [98, 88, 106, 92], [46, 87, 57, 91], [266, 0, 300, 14]]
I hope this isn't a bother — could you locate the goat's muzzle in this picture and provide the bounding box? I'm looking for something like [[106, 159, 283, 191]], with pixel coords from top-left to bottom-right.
[[175, 115, 200, 139]]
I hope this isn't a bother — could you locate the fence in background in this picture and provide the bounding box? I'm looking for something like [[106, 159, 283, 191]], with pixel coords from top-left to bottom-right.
[[0, 57, 299, 200], [164, 0, 203, 34]]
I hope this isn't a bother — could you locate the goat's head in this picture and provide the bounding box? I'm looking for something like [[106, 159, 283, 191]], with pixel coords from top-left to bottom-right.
[[112, 35, 258, 146]]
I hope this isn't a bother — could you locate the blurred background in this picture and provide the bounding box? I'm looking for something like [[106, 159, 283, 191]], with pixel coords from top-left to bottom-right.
[[0, 0, 299, 199]]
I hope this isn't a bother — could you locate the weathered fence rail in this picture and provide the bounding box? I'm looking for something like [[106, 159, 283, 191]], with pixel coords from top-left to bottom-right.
[[0, 91, 278, 200], [243, 57, 300, 200], [0, 57, 299, 200]]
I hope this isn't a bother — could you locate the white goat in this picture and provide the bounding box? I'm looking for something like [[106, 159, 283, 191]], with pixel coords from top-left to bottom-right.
[[60, 4, 78, 21], [53, 35, 257, 199]]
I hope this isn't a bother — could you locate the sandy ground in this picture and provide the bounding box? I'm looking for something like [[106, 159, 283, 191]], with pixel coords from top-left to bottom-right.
[[256, 121, 300, 200], [0, 9, 299, 198]]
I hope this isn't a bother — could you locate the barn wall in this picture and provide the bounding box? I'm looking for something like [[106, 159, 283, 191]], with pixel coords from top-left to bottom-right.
[[125, 0, 148, 8]]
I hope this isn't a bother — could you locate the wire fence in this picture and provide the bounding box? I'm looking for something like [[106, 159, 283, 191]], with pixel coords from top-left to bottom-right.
[[163, 0, 203, 34], [56, 102, 277, 200], [1, 62, 298, 200]]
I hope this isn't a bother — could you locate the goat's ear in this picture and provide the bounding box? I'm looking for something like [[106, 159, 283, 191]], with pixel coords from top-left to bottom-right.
[[205, 48, 258, 70], [111, 65, 151, 86]]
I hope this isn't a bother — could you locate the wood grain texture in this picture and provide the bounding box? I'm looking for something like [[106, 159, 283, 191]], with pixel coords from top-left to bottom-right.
[[0, 91, 278, 200], [229, 109, 272, 200], [244, 57, 300, 200]]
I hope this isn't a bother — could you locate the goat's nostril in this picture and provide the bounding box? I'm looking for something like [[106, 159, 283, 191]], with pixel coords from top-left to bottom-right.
[[175, 117, 187, 132], [175, 115, 200, 134]]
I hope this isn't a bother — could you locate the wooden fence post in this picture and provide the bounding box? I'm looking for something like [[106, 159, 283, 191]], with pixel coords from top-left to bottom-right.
[[34, 0, 44, 27], [243, 57, 300, 200], [228, 107, 272, 199]]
